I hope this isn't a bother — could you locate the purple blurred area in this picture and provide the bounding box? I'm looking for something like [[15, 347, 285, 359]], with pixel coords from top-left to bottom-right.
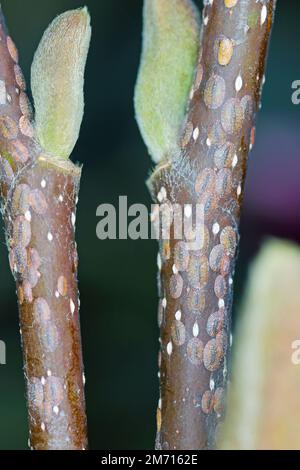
[[244, 117, 300, 240]]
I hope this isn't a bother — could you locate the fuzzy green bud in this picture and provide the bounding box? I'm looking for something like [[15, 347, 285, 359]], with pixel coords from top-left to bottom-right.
[[31, 7, 91, 159], [135, 0, 200, 163]]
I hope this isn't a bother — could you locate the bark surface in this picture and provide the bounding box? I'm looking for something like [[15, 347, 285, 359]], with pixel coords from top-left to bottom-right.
[[0, 11, 87, 450], [152, 0, 276, 450]]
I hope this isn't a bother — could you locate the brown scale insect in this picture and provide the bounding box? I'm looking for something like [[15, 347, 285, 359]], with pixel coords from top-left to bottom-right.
[[171, 320, 186, 346], [187, 288, 206, 313], [220, 226, 237, 256], [209, 244, 226, 272], [214, 142, 235, 169], [217, 37, 234, 66], [213, 387, 225, 416], [0, 156, 14, 186], [204, 74, 226, 109], [28, 247, 41, 270], [19, 91, 33, 118], [7, 139, 30, 164], [29, 188, 48, 215], [19, 115, 34, 138], [203, 338, 223, 372], [174, 241, 190, 271], [11, 184, 31, 216], [22, 280, 33, 303], [202, 390, 214, 414], [6, 36, 19, 63], [11, 244, 28, 274], [214, 275, 227, 298], [0, 115, 18, 139], [221, 98, 244, 134], [24, 265, 39, 288], [215, 168, 233, 196], [13, 215, 31, 247], [207, 309, 226, 337], [14, 64, 26, 91], [169, 273, 184, 299], [57, 275, 68, 296], [187, 338, 204, 366]]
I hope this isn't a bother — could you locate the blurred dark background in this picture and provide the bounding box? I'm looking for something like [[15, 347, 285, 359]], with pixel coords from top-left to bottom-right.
[[0, 0, 298, 450]]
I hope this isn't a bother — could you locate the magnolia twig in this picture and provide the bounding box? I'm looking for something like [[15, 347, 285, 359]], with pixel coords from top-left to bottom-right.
[[0, 8, 90, 450], [136, 0, 276, 450]]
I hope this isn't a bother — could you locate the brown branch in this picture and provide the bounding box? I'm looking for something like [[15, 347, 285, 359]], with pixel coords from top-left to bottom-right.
[[151, 0, 276, 450], [0, 10, 87, 450]]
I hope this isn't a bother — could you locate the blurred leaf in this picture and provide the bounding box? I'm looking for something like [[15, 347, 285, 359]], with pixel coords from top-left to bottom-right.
[[220, 239, 300, 450]]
